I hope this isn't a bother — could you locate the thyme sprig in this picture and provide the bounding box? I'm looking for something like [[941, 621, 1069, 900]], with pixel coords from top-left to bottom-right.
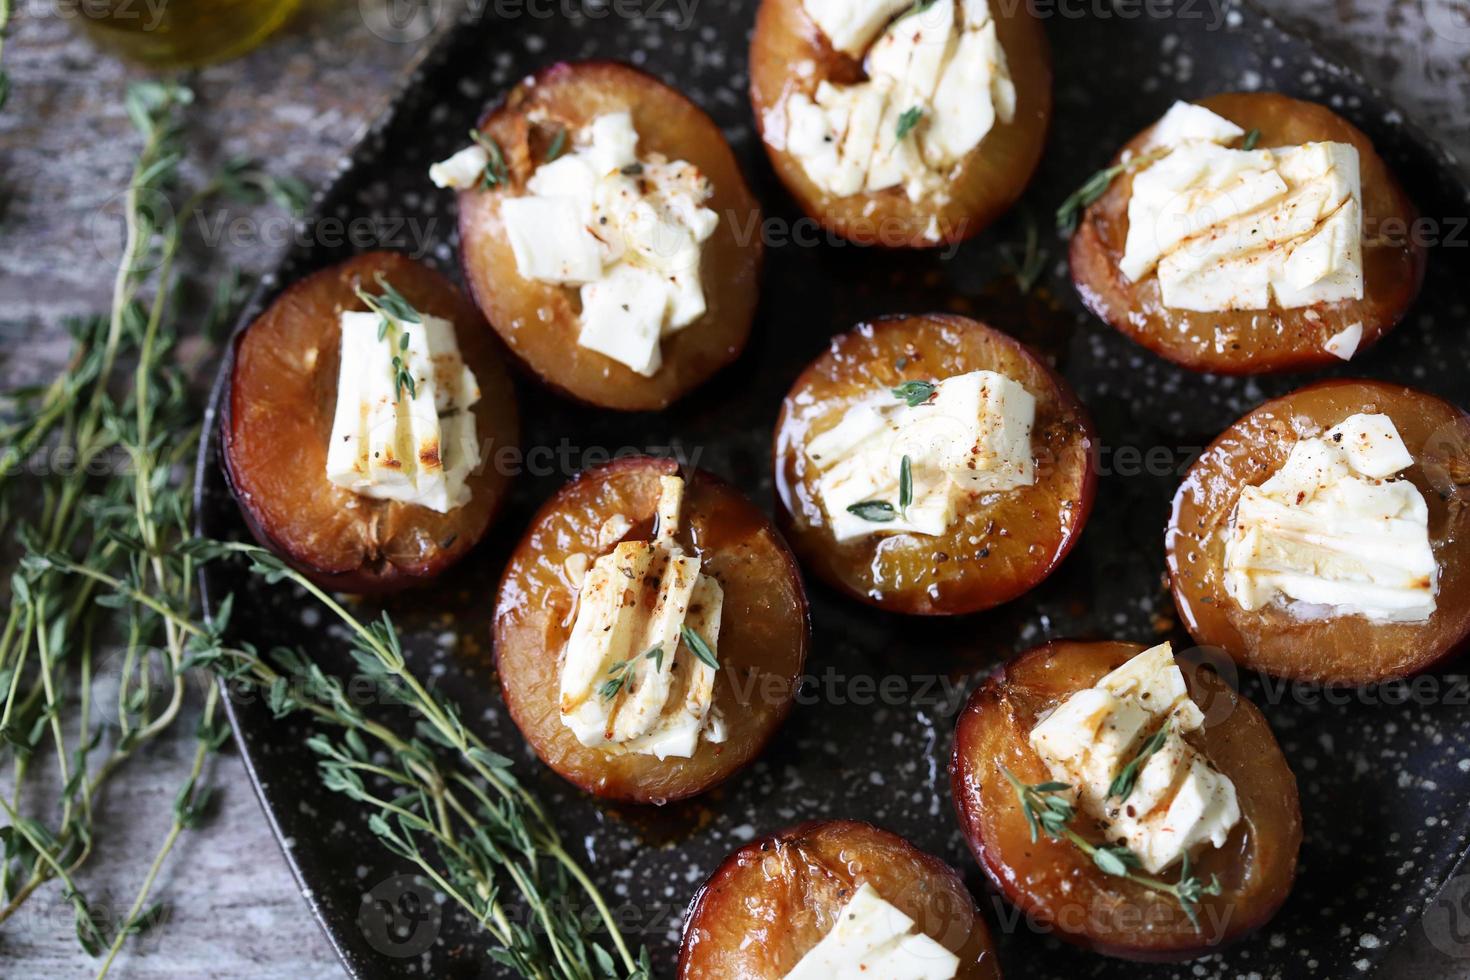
[[681, 626, 718, 670], [1001, 210, 1050, 294], [1001, 767, 1222, 928], [1055, 145, 1170, 236], [469, 129, 509, 188], [0, 80, 301, 976], [599, 646, 664, 702], [1108, 722, 1170, 801], [2, 80, 647, 979], [354, 274, 423, 402]]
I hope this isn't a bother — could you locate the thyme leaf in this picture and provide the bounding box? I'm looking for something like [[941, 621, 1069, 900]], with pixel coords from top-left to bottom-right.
[[1001, 767, 1222, 930], [468, 128, 508, 187], [1055, 145, 1170, 236], [896, 106, 924, 141], [545, 126, 568, 163], [681, 625, 718, 670], [1108, 722, 1171, 801], [899, 455, 913, 519], [846, 500, 896, 522], [891, 379, 936, 407]]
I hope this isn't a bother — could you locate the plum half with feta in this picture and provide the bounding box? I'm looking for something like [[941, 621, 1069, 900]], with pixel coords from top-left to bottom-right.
[[222, 252, 519, 593], [492, 456, 809, 804], [749, 0, 1050, 248], [950, 640, 1301, 961], [1167, 379, 1470, 683], [443, 61, 764, 411], [678, 819, 1001, 979], [774, 314, 1097, 615], [1068, 93, 1425, 373]]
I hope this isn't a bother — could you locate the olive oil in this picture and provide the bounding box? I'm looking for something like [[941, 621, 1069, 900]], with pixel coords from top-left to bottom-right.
[[74, 0, 301, 68]]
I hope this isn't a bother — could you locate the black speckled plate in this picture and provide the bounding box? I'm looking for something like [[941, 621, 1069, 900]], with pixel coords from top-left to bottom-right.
[[195, 1, 1470, 977]]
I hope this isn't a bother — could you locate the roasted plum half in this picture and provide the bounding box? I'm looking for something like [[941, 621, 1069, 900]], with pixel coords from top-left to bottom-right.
[[454, 61, 763, 411], [951, 640, 1301, 961], [223, 252, 518, 593], [1167, 379, 1470, 683], [1069, 92, 1425, 373], [493, 456, 809, 804], [774, 314, 1097, 615], [678, 819, 1001, 978], [749, 0, 1050, 248]]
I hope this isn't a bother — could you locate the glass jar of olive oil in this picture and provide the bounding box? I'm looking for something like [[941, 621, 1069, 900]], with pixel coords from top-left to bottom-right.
[[72, 0, 302, 68]]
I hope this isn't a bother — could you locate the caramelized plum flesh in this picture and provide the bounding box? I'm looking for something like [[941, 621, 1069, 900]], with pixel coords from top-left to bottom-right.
[[678, 819, 1000, 979], [493, 457, 808, 803], [1168, 379, 1470, 683], [1070, 92, 1425, 373], [224, 251, 518, 593], [774, 314, 1097, 615]]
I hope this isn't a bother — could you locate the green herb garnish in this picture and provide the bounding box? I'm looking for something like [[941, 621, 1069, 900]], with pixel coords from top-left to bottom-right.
[[681, 626, 718, 670], [620, 162, 644, 176], [846, 500, 897, 523], [354, 275, 424, 402], [899, 455, 913, 519], [891, 379, 936, 406], [1002, 768, 1223, 928], [599, 659, 632, 702], [545, 126, 568, 162], [1055, 145, 1170, 236], [0, 81, 648, 979], [1241, 128, 1262, 151], [895, 106, 924, 142], [1002, 210, 1050, 294], [1108, 722, 1171, 801], [468, 128, 508, 187]]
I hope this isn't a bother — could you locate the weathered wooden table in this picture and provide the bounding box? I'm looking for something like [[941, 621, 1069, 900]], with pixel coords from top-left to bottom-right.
[[2, 0, 1468, 976]]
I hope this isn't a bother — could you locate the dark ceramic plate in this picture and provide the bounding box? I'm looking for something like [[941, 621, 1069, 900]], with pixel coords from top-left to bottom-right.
[[195, 1, 1470, 977]]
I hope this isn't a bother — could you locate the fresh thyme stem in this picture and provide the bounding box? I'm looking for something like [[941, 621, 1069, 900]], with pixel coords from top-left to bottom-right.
[[2, 77, 646, 979], [93, 684, 222, 980], [1000, 766, 1222, 928]]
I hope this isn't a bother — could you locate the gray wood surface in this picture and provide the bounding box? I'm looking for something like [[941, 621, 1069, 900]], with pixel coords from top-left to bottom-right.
[[2, 0, 1468, 976]]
